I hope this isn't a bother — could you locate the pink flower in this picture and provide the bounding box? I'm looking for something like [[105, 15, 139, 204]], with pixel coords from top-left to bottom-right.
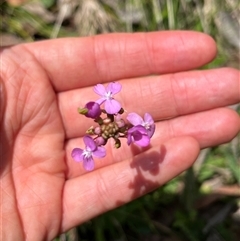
[[71, 135, 106, 171], [127, 112, 155, 138], [127, 125, 150, 147], [94, 82, 122, 114]]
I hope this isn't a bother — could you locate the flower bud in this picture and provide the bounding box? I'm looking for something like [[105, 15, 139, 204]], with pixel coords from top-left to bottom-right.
[[78, 102, 101, 119], [116, 119, 125, 128], [102, 133, 108, 139], [86, 126, 95, 135], [114, 138, 121, 148], [118, 108, 124, 114], [94, 126, 102, 135], [95, 136, 107, 146], [103, 117, 112, 124]]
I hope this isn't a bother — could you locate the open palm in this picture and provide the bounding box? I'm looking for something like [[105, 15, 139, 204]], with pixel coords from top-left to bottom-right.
[[1, 31, 239, 241]]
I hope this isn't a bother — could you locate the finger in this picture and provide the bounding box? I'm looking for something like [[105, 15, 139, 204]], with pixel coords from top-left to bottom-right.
[[24, 31, 216, 91], [58, 68, 240, 139], [61, 136, 200, 232], [0, 79, 5, 125], [65, 107, 239, 178]]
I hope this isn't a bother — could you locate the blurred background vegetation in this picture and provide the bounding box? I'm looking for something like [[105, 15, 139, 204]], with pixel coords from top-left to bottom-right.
[[1, 0, 239, 240]]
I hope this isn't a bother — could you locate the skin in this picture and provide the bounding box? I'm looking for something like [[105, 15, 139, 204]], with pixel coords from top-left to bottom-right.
[[0, 31, 239, 241]]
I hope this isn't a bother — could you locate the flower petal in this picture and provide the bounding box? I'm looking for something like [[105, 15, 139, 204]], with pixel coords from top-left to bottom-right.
[[127, 113, 143, 126], [83, 135, 97, 151], [135, 134, 150, 147], [83, 157, 95, 171], [93, 146, 106, 158], [104, 99, 121, 114], [94, 84, 106, 96], [144, 113, 154, 125], [106, 82, 122, 94], [147, 123, 156, 138], [71, 148, 84, 162], [128, 125, 147, 135], [95, 97, 106, 105], [127, 125, 150, 147], [127, 134, 133, 145]]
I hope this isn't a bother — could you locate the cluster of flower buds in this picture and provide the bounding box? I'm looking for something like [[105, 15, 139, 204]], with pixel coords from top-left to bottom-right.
[[71, 82, 155, 171]]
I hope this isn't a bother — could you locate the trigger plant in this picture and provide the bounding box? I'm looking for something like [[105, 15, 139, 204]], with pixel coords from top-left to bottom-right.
[[71, 82, 155, 171]]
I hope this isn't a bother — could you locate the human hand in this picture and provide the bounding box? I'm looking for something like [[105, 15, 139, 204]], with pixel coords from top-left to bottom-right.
[[1, 31, 239, 241]]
